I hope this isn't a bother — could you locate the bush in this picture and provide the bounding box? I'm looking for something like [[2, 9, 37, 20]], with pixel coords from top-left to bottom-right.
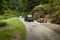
[[43, 4, 50, 10], [0, 21, 7, 27], [51, 11, 60, 24]]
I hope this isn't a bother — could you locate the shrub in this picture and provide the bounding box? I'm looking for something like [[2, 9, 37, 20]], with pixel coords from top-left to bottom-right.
[[51, 11, 60, 24], [43, 4, 50, 10], [0, 21, 7, 27]]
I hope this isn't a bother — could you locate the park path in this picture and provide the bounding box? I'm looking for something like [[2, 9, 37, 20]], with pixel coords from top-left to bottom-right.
[[19, 18, 60, 40]]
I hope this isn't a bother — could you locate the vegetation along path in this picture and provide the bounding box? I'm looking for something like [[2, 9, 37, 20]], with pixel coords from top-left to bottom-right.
[[19, 18, 60, 40], [0, 17, 25, 40]]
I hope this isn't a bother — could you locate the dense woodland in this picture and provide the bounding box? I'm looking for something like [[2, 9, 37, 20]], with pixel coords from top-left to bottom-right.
[[0, 0, 60, 24]]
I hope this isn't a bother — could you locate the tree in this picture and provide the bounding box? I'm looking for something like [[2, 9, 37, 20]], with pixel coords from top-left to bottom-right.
[[0, 0, 7, 15]]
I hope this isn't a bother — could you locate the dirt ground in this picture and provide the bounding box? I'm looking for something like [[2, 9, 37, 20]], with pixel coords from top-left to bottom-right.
[[0, 24, 10, 31], [41, 22, 60, 33], [19, 18, 60, 40]]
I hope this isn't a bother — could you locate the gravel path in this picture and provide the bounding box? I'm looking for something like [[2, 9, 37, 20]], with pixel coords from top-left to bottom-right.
[[19, 18, 60, 40]]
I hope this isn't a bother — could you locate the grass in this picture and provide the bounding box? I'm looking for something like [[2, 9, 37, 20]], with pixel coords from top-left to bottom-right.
[[0, 17, 25, 40]]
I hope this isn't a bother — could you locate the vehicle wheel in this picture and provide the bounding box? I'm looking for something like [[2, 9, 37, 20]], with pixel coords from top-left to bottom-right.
[[31, 20, 33, 22], [25, 19, 26, 21]]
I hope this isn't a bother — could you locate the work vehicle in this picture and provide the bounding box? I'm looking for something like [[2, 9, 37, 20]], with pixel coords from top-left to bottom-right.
[[24, 15, 33, 22]]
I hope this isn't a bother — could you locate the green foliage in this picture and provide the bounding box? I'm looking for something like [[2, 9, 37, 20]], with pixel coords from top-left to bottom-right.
[[0, 21, 7, 27], [0, 17, 25, 40], [26, 0, 41, 12], [34, 5, 43, 11], [0, 9, 21, 20], [52, 0, 60, 6], [0, 0, 60, 25], [55, 6, 60, 10], [0, 0, 8, 15], [43, 4, 50, 10], [51, 11, 60, 24], [31, 5, 47, 15], [7, 0, 53, 12]]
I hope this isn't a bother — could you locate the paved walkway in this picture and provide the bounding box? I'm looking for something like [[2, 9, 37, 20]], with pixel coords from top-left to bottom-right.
[[19, 18, 60, 40]]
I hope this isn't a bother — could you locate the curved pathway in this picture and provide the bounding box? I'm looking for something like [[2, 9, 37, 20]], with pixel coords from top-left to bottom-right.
[[19, 18, 60, 40]]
